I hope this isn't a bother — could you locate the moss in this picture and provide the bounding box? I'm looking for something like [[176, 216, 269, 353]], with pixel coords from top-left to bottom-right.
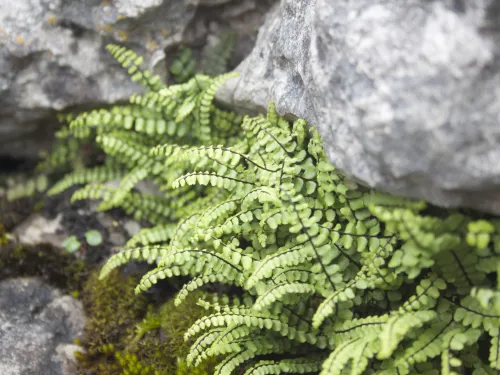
[[0, 196, 35, 232], [75, 269, 149, 374], [175, 359, 215, 375], [0, 223, 9, 247], [114, 352, 160, 375], [75, 269, 213, 375], [131, 290, 217, 375], [0, 230, 87, 293]]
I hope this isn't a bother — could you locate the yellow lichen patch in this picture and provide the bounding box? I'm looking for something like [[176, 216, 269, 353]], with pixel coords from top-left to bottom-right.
[[146, 39, 159, 51], [46, 15, 58, 25], [116, 29, 128, 41], [15, 35, 25, 44], [97, 24, 113, 33], [161, 28, 169, 37]]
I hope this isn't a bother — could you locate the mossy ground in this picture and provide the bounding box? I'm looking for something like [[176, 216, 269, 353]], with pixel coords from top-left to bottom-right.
[[75, 269, 216, 375], [0, 205, 214, 375]]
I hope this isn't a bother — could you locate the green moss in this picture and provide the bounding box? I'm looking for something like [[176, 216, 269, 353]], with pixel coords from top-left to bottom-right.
[[75, 269, 149, 374], [131, 290, 217, 375], [175, 358, 214, 375], [0, 232, 86, 293], [0, 196, 35, 232], [0, 223, 9, 247], [75, 269, 213, 375], [114, 352, 159, 375]]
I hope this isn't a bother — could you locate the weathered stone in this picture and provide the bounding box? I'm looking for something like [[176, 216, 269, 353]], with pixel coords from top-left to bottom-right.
[[0, 0, 196, 160], [0, 0, 274, 162], [13, 213, 65, 247], [0, 278, 85, 375], [218, 0, 500, 214]]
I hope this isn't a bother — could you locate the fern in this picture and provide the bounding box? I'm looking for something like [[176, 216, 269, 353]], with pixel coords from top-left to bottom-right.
[[200, 32, 237, 77], [170, 47, 197, 83], [33, 44, 500, 375]]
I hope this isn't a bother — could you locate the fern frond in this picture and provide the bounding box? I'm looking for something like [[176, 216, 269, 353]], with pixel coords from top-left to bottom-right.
[[40, 46, 499, 375], [99, 245, 168, 280], [48, 166, 125, 196], [120, 191, 173, 223], [378, 310, 437, 359], [97, 167, 149, 211], [197, 72, 239, 141], [213, 350, 254, 375], [392, 317, 454, 372], [253, 282, 316, 312], [170, 47, 197, 83], [187, 328, 225, 366], [200, 32, 236, 77], [173, 171, 255, 190], [4, 174, 48, 201], [126, 223, 176, 247], [470, 287, 500, 314], [70, 183, 116, 203], [107, 44, 165, 92], [489, 333, 500, 370], [243, 357, 324, 375], [246, 245, 314, 290], [320, 338, 363, 375]]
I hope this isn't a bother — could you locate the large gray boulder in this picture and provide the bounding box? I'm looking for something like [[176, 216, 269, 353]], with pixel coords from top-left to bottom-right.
[[0, 278, 85, 375], [218, 0, 500, 214]]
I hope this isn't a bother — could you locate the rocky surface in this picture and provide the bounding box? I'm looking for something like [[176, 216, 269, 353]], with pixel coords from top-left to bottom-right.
[[218, 0, 500, 214], [0, 0, 274, 161], [0, 0, 192, 159], [0, 277, 85, 375], [13, 213, 66, 248]]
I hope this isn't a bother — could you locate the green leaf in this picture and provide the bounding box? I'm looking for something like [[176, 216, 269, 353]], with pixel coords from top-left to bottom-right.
[[85, 229, 103, 246], [63, 235, 81, 253]]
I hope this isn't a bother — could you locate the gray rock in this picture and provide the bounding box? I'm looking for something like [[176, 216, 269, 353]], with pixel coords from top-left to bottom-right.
[[0, 278, 85, 375], [218, 0, 500, 214], [124, 220, 142, 237], [0, 0, 275, 162], [0, 0, 196, 160], [13, 213, 65, 248]]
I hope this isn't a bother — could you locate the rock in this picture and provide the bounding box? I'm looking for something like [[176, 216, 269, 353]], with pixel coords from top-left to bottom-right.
[[13, 213, 65, 248], [0, 0, 196, 160], [198, 0, 233, 5], [0, 278, 85, 375], [124, 220, 141, 237], [54, 344, 85, 375], [0, 0, 275, 162], [217, 0, 500, 214]]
